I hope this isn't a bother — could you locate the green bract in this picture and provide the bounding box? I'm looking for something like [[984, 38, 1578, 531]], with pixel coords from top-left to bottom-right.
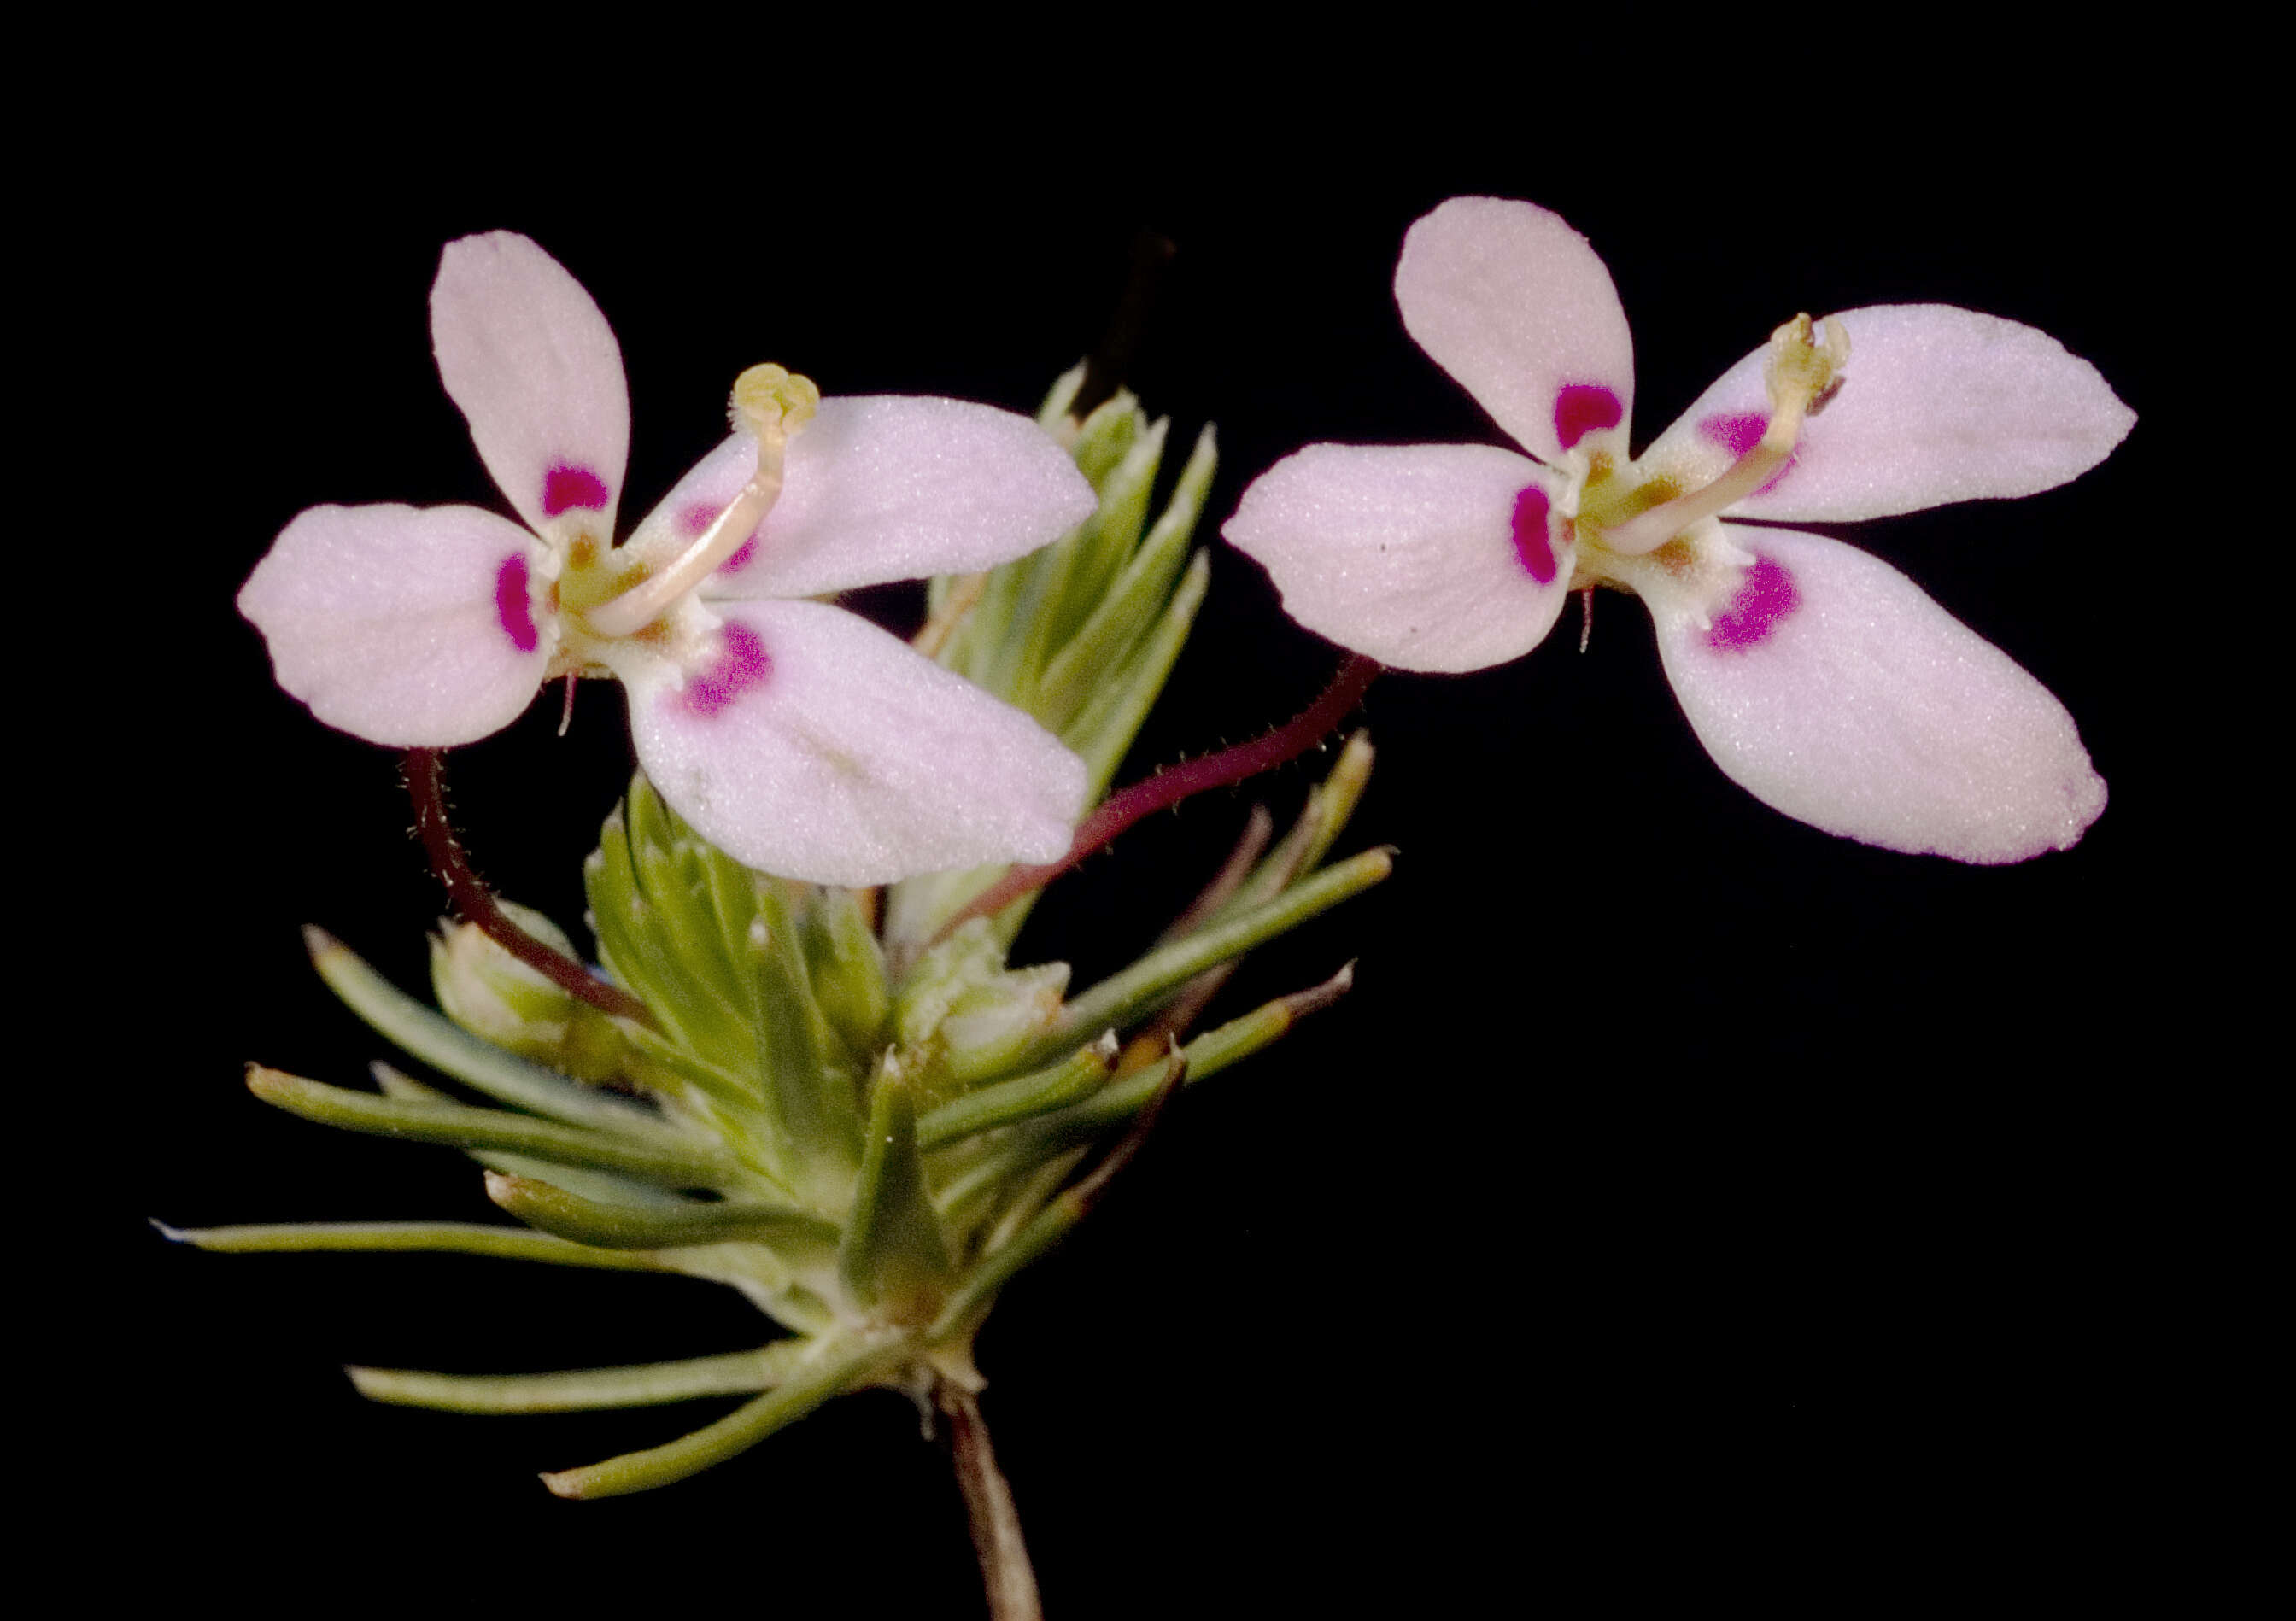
[[167, 374, 1387, 1499]]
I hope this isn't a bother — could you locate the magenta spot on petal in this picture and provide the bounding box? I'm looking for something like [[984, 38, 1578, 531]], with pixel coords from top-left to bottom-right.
[[680, 622, 772, 717], [1700, 411, 1766, 458], [718, 536, 758, 574], [1699, 411, 1795, 495], [542, 463, 610, 517], [1704, 553, 1801, 652], [495, 555, 539, 652], [1509, 486, 1559, 583], [1553, 384, 1623, 451], [680, 500, 720, 536]]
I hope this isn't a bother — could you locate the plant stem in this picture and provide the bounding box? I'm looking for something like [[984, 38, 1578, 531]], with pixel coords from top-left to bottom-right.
[[402, 746, 654, 1025], [936, 654, 1380, 942], [937, 1380, 1044, 1621]]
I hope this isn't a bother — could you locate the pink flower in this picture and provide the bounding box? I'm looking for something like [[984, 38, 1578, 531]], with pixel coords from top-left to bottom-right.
[[1226, 198, 2133, 863], [240, 232, 1093, 886]]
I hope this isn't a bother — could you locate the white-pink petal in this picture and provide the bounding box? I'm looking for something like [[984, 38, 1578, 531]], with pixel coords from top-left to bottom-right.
[[1224, 443, 1574, 673], [630, 397, 1096, 601], [1640, 305, 2135, 524], [238, 503, 554, 746], [430, 232, 631, 541], [623, 599, 1086, 886], [1648, 526, 2104, 863], [1393, 197, 1636, 466]]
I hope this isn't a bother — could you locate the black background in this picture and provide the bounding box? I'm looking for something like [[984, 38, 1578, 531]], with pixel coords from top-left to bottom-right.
[[91, 45, 2206, 1615]]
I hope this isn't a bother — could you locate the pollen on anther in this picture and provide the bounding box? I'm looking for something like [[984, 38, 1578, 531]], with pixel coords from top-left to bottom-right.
[[542, 463, 611, 517], [1510, 486, 1560, 583], [495, 555, 540, 652], [1554, 384, 1623, 451]]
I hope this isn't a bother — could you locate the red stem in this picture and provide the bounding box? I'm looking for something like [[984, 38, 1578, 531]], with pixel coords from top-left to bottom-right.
[[402, 748, 655, 1027], [935, 654, 1379, 941]]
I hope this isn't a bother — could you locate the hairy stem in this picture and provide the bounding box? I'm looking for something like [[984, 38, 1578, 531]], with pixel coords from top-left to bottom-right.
[[937, 654, 1379, 941], [401, 747, 653, 1025]]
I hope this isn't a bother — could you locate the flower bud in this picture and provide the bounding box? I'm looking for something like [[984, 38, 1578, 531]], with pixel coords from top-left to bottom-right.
[[430, 901, 629, 1082]]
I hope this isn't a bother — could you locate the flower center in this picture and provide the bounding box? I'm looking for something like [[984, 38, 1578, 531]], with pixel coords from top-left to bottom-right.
[[579, 364, 819, 640], [1578, 313, 1849, 562]]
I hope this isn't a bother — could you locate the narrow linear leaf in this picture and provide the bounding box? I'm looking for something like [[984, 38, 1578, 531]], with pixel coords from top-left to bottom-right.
[[307, 929, 661, 1135], [1016, 849, 1391, 1068], [485, 1173, 841, 1255], [917, 1035, 1117, 1150], [1037, 424, 1215, 732], [348, 1343, 815, 1413], [1063, 548, 1211, 801], [373, 1062, 702, 1213], [246, 1068, 748, 1190], [542, 1334, 910, 1500], [839, 1074, 952, 1315], [151, 1220, 666, 1272]]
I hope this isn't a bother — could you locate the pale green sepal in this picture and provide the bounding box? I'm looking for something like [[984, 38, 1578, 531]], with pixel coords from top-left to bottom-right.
[[152, 1220, 666, 1272], [306, 928, 660, 1136], [542, 1332, 910, 1500], [484, 1172, 841, 1256], [838, 1071, 952, 1319], [246, 1068, 749, 1191], [1014, 848, 1391, 1068], [429, 903, 630, 1083], [348, 1342, 814, 1413], [893, 919, 1068, 1080], [916, 1034, 1117, 1151]]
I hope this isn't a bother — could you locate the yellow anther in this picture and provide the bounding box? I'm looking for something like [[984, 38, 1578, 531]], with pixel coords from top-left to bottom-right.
[[1763, 313, 1849, 420], [731, 363, 821, 438], [1596, 312, 1854, 559], [585, 366, 811, 640]]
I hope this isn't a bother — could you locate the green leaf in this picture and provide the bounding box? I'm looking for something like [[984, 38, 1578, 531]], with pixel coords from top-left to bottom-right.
[[1035, 424, 1215, 734], [837, 1072, 952, 1319], [1014, 847, 1391, 1068], [484, 1172, 841, 1256], [306, 928, 659, 1135], [541, 1331, 911, 1499], [152, 1220, 667, 1272], [348, 1343, 817, 1413], [801, 886, 892, 1065], [245, 1068, 750, 1191], [916, 1034, 1117, 1150], [1063, 547, 1211, 805], [744, 879, 864, 1194]]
